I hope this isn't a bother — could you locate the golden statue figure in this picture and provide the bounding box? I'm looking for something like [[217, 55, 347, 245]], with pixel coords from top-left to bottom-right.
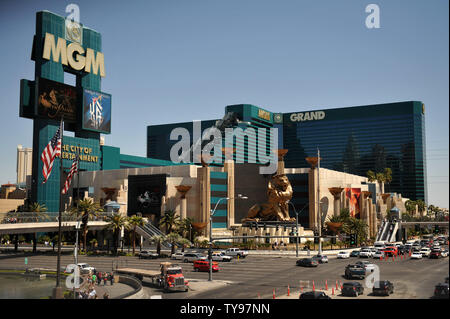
[[242, 174, 295, 222]]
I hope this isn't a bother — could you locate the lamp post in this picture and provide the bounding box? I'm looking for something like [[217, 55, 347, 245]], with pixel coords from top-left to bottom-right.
[[209, 194, 247, 281], [288, 202, 309, 257]]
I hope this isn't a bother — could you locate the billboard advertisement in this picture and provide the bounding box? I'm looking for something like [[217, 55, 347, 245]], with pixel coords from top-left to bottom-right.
[[345, 188, 361, 218], [37, 77, 78, 123], [82, 89, 111, 134]]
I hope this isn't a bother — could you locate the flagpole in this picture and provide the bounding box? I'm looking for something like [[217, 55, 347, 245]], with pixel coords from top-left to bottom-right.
[[53, 117, 64, 299]]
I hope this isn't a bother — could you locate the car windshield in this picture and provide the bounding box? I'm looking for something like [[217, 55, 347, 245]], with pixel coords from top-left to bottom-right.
[[167, 269, 182, 275]]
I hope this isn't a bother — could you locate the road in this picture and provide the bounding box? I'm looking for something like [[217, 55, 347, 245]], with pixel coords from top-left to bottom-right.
[[1, 250, 448, 299]]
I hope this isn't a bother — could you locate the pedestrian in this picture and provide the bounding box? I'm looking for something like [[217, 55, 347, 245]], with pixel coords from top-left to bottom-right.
[[97, 272, 102, 285], [88, 288, 97, 299], [92, 273, 97, 285], [103, 272, 108, 286], [109, 273, 114, 286]]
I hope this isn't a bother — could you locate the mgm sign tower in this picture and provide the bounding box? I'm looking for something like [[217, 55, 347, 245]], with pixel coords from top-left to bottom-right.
[[20, 11, 112, 212]]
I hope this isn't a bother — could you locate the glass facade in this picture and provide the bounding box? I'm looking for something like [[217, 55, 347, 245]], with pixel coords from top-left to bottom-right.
[[283, 101, 427, 202]]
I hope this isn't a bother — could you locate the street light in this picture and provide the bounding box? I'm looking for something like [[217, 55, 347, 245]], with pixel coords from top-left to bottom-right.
[[209, 194, 247, 281], [288, 202, 308, 257]]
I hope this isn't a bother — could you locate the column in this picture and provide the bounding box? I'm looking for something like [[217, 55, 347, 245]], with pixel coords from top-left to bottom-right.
[[223, 147, 235, 227], [175, 185, 192, 220], [329, 187, 344, 217], [361, 191, 372, 239], [306, 157, 319, 229]]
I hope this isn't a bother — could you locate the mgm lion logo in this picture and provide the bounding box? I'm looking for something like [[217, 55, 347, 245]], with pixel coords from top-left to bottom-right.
[[242, 174, 295, 222]]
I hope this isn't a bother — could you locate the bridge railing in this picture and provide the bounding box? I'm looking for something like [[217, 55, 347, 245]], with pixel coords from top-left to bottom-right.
[[0, 212, 115, 224]]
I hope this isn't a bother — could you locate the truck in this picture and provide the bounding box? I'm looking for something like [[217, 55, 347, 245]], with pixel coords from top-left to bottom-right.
[[116, 262, 189, 292], [225, 248, 248, 258]]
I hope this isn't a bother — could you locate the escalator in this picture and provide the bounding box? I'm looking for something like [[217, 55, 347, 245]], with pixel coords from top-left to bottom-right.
[[136, 222, 171, 249]]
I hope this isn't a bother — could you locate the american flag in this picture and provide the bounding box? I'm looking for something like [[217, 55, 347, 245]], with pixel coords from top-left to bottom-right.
[[62, 153, 79, 194], [40, 120, 62, 184]]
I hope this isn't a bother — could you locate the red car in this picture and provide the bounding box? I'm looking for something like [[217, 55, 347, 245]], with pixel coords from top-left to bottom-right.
[[383, 246, 398, 257], [193, 260, 219, 272]]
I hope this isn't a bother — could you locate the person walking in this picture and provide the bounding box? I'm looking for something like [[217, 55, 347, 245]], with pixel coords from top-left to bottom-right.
[[97, 272, 102, 285], [109, 273, 114, 286], [92, 273, 97, 285], [103, 272, 108, 286]]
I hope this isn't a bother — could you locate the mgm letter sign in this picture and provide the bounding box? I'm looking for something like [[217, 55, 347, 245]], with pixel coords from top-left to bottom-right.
[[42, 32, 106, 77]]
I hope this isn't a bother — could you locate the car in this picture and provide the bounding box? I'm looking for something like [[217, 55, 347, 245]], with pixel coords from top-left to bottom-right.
[[372, 280, 394, 296], [182, 253, 207, 263], [374, 242, 386, 249], [420, 247, 431, 257], [429, 250, 442, 259], [411, 251, 423, 259], [350, 250, 360, 257], [193, 260, 219, 272], [139, 250, 159, 259], [372, 250, 385, 259], [342, 282, 364, 297], [345, 264, 366, 279], [296, 258, 319, 267], [211, 251, 232, 262], [383, 246, 398, 257], [299, 291, 331, 299], [441, 250, 449, 258], [72, 263, 95, 274], [337, 251, 350, 259], [312, 254, 328, 263], [359, 248, 373, 258], [171, 252, 185, 260], [355, 260, 376, 273], [370, 248, 378, 255], [433, 283, 449, 299]]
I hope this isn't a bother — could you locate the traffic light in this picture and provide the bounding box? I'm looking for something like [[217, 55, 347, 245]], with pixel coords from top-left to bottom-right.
[[314, 231, 319, 244], [349, 234, 357, 246], [434, 225, 439, 234]]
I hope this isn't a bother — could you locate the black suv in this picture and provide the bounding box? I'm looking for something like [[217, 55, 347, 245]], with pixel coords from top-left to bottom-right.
[[345, 264, 365, 279], [296, 258, 319, 267], [433, 283, 449, 299], [299, 291, 331, 299], [342, 282, 364, 297], [372, 280, 394, 296]]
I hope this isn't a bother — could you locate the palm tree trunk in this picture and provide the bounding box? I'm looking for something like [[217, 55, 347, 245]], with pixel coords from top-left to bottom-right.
[[157, 241, 161, 256], [83, 227, 88, 252]]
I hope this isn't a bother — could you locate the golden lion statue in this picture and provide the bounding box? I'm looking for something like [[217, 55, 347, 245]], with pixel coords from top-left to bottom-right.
[[242, 174, 295, 222]]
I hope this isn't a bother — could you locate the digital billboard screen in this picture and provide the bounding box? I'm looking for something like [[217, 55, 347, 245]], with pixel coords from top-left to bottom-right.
[[37, 77, 78, 123], [82, 89, 111, 134]]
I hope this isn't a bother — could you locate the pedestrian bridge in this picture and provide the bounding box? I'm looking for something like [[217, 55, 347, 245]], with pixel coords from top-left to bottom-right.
[[0, 212, 111, 235]]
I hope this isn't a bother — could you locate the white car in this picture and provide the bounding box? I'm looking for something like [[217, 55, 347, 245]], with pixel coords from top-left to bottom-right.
[[212, 252, 232, 262], [420, 247, 431, 257], [337, 251, 350, 259], [372, 250, 385, 259], [440, 250, 449, 258], [171, 252, 185, 260], [359, 248, 373, 258], [411, 251, 423, 259], [65, 263, 95, 274], [182, 253, 207, 263]]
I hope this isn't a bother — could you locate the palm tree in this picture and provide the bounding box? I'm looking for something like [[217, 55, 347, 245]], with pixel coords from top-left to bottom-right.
[[159, 209, 181, 234], [28, 202, 49, 222], [70, 199, 103, 252], [178, 238, 192, 252], [128, 214, 145, 255], [150, 234, 166, 256], [383, 168, 392, 192], [405, 200, 417, 215], [107, 213, 128, 255], [166, 232, 182, 255], [178, 217, 194, 240], [416, 200, 426, 217], [342, 217, 369, 245], [28, 202, 49, 252]]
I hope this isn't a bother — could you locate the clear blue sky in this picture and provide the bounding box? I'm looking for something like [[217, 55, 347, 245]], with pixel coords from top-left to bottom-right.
[[0, 0, 448, 208]]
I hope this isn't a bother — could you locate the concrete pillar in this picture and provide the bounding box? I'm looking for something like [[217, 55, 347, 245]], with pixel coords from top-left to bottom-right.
[[175, 185, 192, 220], [306, 157, 319, 230], [224, 158, 235, 228], [329, 187, 344, 217]]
